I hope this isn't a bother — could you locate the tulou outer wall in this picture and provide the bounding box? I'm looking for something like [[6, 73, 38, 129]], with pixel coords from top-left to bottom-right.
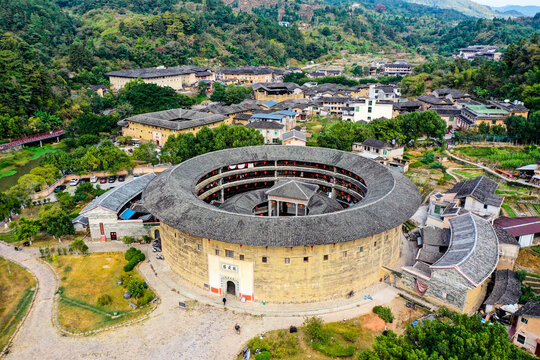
[[160, 223, 402, 303]]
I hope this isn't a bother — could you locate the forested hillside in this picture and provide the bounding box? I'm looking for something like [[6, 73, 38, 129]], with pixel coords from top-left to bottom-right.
[[0, 0, 538, 140]]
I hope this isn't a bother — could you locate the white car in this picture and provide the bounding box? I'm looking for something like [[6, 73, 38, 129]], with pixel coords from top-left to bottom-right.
[[69, 178, 80, 186], [90, 175, 98, 183]]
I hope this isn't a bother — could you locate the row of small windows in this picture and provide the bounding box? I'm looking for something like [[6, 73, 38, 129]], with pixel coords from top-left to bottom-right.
[[210, 247, 370, 263]]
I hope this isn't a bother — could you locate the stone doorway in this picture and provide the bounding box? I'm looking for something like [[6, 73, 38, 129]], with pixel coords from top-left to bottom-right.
[[226, 281, 236, 296]]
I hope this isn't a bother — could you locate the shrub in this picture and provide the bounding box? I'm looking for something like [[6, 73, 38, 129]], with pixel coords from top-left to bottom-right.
[[247, 337, 271, 353], [120, 272, 132, 285], [421, 153, 435, 164], [304, 317, 330, 343], [342, 331, 358, 342], [373, 305, 394, 323], [122, 236, 135, 244], [125, 247, 139, 261], [435, 306, 452, 318], [70, 238, 88, 254], [255, 351, 271, 360], [63, 266, 72, 273], [124, 248, 145, 272], [97, 294, 112, 306], [128, 278, 145, 298], [429, 162, 443, 169], [137, 291, 154, 306], [409, 161, 423, 169]]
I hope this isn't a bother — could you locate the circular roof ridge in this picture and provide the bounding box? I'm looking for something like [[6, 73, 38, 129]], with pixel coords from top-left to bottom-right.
[[143, 146, 420, 247]]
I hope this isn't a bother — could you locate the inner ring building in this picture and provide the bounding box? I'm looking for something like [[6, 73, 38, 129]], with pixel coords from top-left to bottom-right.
[[143, 146, 420, 303]]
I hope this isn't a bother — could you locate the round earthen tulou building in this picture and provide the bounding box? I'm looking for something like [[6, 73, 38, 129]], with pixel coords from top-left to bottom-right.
[[143, 146, 420, 303]]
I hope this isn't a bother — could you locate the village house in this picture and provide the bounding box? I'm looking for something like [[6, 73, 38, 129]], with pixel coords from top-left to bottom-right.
[[382, 61, 412, 76], [118, 108, 228, 146], [79, 174, 158, 241], [250, 110, 297, 131], [282, 129, 307, 146], [511, 301, 540, 356], [88, 85, 107, 97], [432, 88, 471, 101], [401, 214, 499, 314], [494, 216, 540, 247], [369, 84, 401, 101], [426, 176, 504, 227], [393, 100, 422, 116], [352, 138, 409, 172], [493, 226, 520, 270], [201, 100, 263, 122], [342, 98, 394, 123], [489, 100, 529, 118], [459, 104, 509, 127], [216, 66, 275, 84], [244, 120, 284, 144], [417, 94, 454, 111], [483, 269, 521, 319], [457, 45, 501, 61], [106, 66, 215, 91], [251, 83, 304, 101], [430, 106, 464, 129]]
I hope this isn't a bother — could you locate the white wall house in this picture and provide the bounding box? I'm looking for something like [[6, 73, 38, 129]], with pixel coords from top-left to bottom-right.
[[342, 98, 393, 122]]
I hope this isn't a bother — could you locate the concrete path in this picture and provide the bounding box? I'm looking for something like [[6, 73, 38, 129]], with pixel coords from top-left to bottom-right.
[[0, 241, 399, 360], [446, 151, 540, 189]]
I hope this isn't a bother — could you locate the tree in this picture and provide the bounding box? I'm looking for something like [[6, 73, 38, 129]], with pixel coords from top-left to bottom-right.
[[133, 142, 160, 165], [224, 86, 250, 105], [29, 165, 60, 185], [38, 206, 75, 238], [13, 217, 40, 242], [118, 81, 191, 114], [358, 312, 536, 360], [68, 113, 118, 136], [70, 238, 88, 254], [0, 192, 21, 220], [128, 278, 145, 298], [198, 81, 209, 96], [17, 174, 48, 193], [505, 115, 538, 143], [320, 27, 332, 36]]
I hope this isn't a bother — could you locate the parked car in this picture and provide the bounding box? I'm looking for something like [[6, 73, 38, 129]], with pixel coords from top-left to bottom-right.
[[108, 176, 116, 183], [156, 254, 164, 260], [79, 178, 89, 183], [90, 175, 98, 183], [99, 177, 107, 184], [118, 175, 126, 182], [54, 185, 66, 193], [69, 179, 79, 186]]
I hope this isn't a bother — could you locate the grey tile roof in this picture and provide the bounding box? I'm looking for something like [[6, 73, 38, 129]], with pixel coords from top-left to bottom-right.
[[203, 100, 263, 116], [417, 245, 445, 264], [245, 120, 284, 130], [142, 146, 420, 247], [282, 130, 306, 142], [362, 138, 391, 149], [218, 66, 273, 75], [81, 173, 156, 214], [252, 82, 300, 92], [125, 109, 227, 131], [433, 88, 469, 99], [494, 225, 519, 245], [484, 270, 521, 306], [431, 213, 499, 287], [265, 180, 318, 201], [450, 176, 504, 207], [417, 95, 453, 106], [422, 226, 450, 246], [106, 66, 209, 79], [72, 215, 88, 225], [431, 106, 461, 116], [515, 301, 540, 318]]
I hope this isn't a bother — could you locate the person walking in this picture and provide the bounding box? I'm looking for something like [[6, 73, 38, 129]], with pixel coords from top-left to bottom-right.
[[222, 297, 227, 306]]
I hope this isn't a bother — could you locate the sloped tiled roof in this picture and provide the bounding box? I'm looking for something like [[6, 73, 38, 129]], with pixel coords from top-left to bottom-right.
[[81, 174, 156, 214], [484, 270, 521, 306], [515, 301, 540, 318], [362, 138, 390, 149], [265, 180, 319, 201], [449, 176, 504, 207]]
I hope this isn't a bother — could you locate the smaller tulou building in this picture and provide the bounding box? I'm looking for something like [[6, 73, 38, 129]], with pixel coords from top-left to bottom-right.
[[401, 213, 500, 314]]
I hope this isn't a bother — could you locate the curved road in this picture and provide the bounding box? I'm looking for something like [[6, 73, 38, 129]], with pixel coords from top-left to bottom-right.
[[0, 242, 398, 359]]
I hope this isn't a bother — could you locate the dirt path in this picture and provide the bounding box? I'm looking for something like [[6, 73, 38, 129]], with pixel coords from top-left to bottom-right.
[[0, 242, 399, 360]]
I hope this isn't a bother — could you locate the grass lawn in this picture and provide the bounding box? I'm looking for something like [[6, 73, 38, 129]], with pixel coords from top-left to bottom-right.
[[0, 232, 17, 244], [452, 146, 539, 170], [0, 257, 36, 351], [0, 143, 65, 179], [298, 116, 340, 145], [52, 252, 155, 333]]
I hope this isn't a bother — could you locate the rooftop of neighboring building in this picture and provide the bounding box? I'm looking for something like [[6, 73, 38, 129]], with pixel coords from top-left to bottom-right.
[[432, 88, 470, 99], [252, 82, 300, 92], [448, 176, 504, 207], [122, 108, 228, 131], [464, 104, 508, 115], [106, 66, 210, 79], [459, 45, 497, 52], [493, 216, 540, 237], [430, 106, 461, 116], [245, 120, 284, 130], [81, 173, 156, 214], [483, 270, 521, 306], [361, 138, 397, 150], [282, 130, 307, 142], [431, 213, 499, 287], [417, 94, 454, 106], [218, 66, 274, 75], [494, 225, 519, 245], [515, 301, 540, 319], [489, 100, 529, 113]]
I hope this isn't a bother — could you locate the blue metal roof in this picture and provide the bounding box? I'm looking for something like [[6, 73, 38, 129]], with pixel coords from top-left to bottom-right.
[[263, 100, 278, 108], [251, 113, 284, 120], [272, 110, 296, 116], [120, 208, 136, 220]]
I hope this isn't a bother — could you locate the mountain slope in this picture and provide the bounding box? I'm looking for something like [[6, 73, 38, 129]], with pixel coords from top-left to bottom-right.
[[403, 0, 504, 18], [493, 5, 540, 17]]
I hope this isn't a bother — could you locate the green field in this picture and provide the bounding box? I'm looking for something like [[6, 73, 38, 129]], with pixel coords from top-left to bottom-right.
[[453, 146, 540, 170], [502, 204, 518, 217], [0, 257, 36, 351]]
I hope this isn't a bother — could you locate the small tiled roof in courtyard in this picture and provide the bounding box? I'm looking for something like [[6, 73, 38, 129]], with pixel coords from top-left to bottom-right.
[[484, 270, 521, 306], [81, 173, 156, 214], [266, 180, 319, 201], [142, 146, 420, 247], [515, 301, 540, 318]]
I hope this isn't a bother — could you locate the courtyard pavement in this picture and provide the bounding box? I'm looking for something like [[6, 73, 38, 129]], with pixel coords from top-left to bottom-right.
[[0, 241, 399, 360]]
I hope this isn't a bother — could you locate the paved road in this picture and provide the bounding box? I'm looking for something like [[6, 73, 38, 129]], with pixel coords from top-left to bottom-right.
[[0, 242, 399, 360]]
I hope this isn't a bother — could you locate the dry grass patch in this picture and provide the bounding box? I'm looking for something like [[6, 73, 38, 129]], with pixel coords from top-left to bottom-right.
[[53, 252, 155, 333], [516, 248, 540, 275], [0, 257, 36, 350]]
